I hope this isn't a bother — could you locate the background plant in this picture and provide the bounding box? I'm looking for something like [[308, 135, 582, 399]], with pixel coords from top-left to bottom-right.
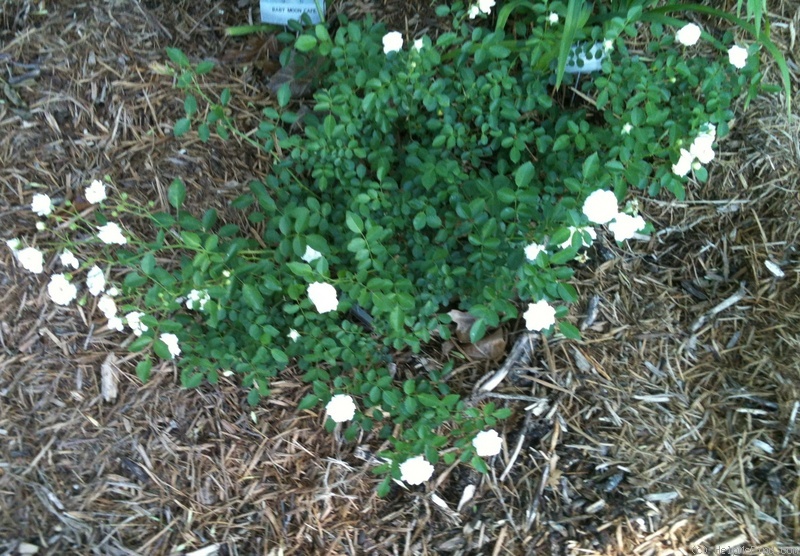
[[54, 0, 766, 492]]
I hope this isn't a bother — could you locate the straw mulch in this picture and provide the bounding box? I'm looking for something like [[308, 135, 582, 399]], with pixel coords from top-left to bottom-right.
[[1, 0, 798, 554]]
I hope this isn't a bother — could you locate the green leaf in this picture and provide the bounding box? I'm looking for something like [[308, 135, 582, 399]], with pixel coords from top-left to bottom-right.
[[242, 284, 264, 310], [271, 348, 289, 365], [195, 60, 215, 75], [417, 393, 440, 408], [471, 455, 490, 473], [198, 123, 210, 143], [135, 359, 153, 382], [376, 477, 392, 497], [553, 134, 571, 151], [168, 178, 186, 210], [295, 35, 318, 52], [297, 393, 320, 411], [141, 253, 156, 276], [582, 153, 600, 181], [166, 47, 190, 68], [247, 389, 261, 406], [345, 212, 364, 233], [555, 0, 590, 89], [558, 321, 581, 340], [515, 161, 535, 188], [123, 272, 148, 288], [286, 261, 313, 279], [180, 231, 202, 249], [153, 339, 173, 361], [315, 24, 331, 43], [173, 117, 191, 137], [184, 94, 198, 117], [129, 336, 151, 352], [220, 88, 231, 107], [469, 318, 487, 344], [389, 306, 404, 332], [277, 82, 291, 108]]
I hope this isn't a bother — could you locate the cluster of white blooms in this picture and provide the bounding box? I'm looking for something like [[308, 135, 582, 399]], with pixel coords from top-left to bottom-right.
[[307, 282, 339, 313], [159, 333, 181, 359], [301, 246, 322, 263], [400, 455, 435, 485], [325, 394, 357, 422], [581, 190, 646, 242], [97, 222, 127, 245], [126, 311, 148, 336], [382, 31, 403, 54], [675, 23, 702, 46], [472, 429, 503, 457], [523, 300, 557, 331], [468, 0, 495, 19], [524, 242, 546, 262], [31, 193, 53, 217], [85, 179, 108, 204], [672, 123, 717, 177], [60, 250, 79, 269], [47, 274, 78, 306], [185, 288, 210, 311]]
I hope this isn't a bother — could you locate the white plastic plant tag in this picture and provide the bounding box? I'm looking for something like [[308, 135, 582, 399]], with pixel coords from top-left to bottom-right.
[[260, 0, 325, 25]]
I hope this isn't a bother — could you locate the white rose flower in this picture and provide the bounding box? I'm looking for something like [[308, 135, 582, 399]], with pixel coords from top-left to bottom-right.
[[97, 222, 127, 245], [325, 394, 357, 423], [107, 316, 124, 331], [159, 333, 181, 359], [603, 38, 614, 52], [307, 282, 339, 314], [468, 4, 480, 18], [675, 23, 701, 46], [621, 123, 633, 135], [185, 289, 210, 310], [35, 222, 46, 231], [6, 238, 22, 252], [472, 429, 503, 457], [301, 246, 322, 263], [31, 193, 53, 216], [17, 247, 44, 274], [608, 213, 647, 242], [60, 250, 80, 269], [524, 242, 546, 262], [126, 311, 148, 336], [86, 266, 106, 296], [548, 12, 559, 24], [382, 31, 403, 54], [413, 38, 424, 50], [47, 274, 78, 306], [523, 300, 556, 331], [690, 134, 715, 164], [728, 45, 748, 69], [582, 190, 619, 225], [98, 294, 117, 318], [288, 329, 300, 342], [399, 455, 435, 485], [85, 180, 107, 204], [671, 148, 694, 177], [478, 0, 495, 14], [106, 286, 119, 296]]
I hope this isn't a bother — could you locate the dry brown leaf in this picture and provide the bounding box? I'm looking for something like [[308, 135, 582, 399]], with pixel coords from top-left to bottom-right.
[[447, 309, 476, 343], [100, 353, 118, 403], [462, 329, 506, 361]]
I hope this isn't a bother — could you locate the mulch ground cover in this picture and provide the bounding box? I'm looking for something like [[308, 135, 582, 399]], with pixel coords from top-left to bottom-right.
[[1, 0, 799, 554]]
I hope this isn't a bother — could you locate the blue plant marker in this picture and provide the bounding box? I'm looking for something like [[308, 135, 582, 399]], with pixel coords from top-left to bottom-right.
[[260, 0, 325, 25]]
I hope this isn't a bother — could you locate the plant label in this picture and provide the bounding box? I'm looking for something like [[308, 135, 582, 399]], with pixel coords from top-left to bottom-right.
[[260, 0, 325, 25]]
